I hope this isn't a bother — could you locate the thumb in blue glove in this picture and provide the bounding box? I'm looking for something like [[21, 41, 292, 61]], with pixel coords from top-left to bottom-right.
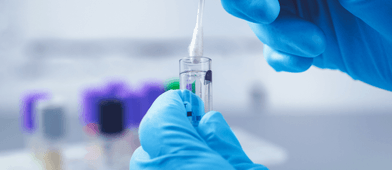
[[130, 90, 267, 170]]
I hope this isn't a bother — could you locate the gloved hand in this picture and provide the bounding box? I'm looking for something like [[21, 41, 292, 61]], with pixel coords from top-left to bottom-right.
[[221, 0, 392, 91], [130, 90, 267, 170]]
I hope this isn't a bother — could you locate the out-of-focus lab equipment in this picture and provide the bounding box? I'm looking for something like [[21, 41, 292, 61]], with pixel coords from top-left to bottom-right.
[[13, 80, 165, 170], [81, 80, 164, 169], [21, 92, 66, 170]]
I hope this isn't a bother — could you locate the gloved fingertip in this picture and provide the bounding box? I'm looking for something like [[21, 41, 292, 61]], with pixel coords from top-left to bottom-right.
[[305, 27, 327, 57], [246, 0, 280, 24], [236, 163, 269, 170], [131, 146, 150, 160], [249, 12, 327, 57], [199, 111, 228, 126], [264, 45, 313, 73], [129, 146, 150, 169], [198, 111, 262, 169], [221, 0, 280, 24], [197, 111, 233, 143]]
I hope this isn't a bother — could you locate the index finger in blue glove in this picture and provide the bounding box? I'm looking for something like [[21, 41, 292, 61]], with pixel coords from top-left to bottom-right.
[[339, 0, 392, 40], [248, 9, 327, 58], [263, 44, 314, 72], [197, 111, 268, 170], [221, 0, 280, 24]]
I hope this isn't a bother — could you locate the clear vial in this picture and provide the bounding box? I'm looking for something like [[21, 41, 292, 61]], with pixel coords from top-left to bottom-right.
[[179, 57, 212, 126]]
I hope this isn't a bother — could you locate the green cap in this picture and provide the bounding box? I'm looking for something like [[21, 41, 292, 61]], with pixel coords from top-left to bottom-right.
[[164, 78, 180, 91]]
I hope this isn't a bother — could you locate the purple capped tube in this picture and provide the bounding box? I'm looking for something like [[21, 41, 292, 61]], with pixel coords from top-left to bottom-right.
[[21, 92, 49, 133]]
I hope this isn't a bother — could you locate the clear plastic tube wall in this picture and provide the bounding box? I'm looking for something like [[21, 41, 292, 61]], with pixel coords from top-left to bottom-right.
[[179, 56, 212, 126]]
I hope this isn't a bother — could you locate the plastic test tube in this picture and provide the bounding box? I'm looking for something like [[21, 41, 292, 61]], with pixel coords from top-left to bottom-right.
[[21, 93, 66, 170], [179, 56, 212, 126], [21, 92, 48, 169], [98, 98, 125, 168], [36, 97, 66, 170]]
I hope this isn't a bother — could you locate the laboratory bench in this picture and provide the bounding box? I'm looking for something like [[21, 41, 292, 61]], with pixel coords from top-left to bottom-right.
[[224, 109, 392, 170], [0, 109, 391, 170]]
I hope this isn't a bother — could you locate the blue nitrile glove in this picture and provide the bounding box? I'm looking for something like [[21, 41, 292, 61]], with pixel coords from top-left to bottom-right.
[[130, 90, 267, 170], [221, 0, 392, 91]]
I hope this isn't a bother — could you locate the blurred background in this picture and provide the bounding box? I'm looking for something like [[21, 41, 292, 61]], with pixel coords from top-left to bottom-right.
[[0, 0, 392, 170]]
